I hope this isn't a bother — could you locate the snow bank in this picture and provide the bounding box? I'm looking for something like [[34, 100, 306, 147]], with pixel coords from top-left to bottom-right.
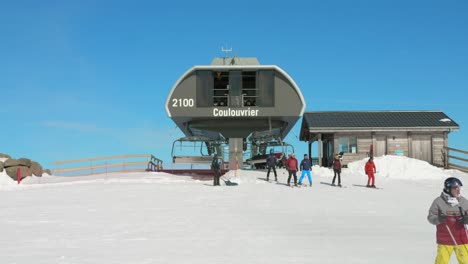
[[348, 155, 455, 180], [311, 165, 334, 178], [223, 169, 271, 184], [0, 171, 18, 190]]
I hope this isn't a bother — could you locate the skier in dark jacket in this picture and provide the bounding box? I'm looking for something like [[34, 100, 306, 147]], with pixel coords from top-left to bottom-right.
[[265, 152, 277, 181], [332, 154, 342, 187], [298, 154, 312, 186], [428, 177, 468, 263], [211, 154, 221, 186]]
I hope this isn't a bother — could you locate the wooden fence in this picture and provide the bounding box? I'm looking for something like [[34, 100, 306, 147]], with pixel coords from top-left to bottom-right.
[[443, 147, 468, 173], [52, 154, 163, 176]]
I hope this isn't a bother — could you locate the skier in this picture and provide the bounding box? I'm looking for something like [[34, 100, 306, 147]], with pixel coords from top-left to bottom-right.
[[331, 154, 342, 187], [298, 154, 312, 186], [286, 153, 298, 186], [427, 177, 468, 264], [364, 157, 376, 188], [265, 152, 278, 181], [211, 154, 221, 186]]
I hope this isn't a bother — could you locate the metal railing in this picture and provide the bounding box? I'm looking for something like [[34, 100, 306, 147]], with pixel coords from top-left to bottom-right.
[[53, 154, 163, 176], [442, 147, 468, 173], [147, 155, 164, 171]]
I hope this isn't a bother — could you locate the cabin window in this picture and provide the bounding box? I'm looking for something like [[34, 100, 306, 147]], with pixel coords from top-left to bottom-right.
[[338, 136, 357, 153], [257, 70, 274, 107], [213, 71, 229, 107], [229, 71, 242, 107], [242, 71, 257, 106], [196, 71, 213, 107]]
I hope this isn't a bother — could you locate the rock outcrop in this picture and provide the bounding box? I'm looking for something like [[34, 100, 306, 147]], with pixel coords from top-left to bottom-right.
[[0, 153, 11, 159], [0, 153, 51, 181]]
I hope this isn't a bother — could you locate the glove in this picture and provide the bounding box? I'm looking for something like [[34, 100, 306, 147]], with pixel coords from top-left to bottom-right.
[[438, 214, 447, 224], [457, 216, 468, 224]]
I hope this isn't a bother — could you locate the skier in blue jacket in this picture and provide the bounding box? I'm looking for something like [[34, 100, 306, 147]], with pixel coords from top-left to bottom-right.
[[298, 154, 313, 186]]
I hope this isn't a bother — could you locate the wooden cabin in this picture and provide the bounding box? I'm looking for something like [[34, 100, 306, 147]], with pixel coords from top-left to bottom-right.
[[299, 111, 460, 167]]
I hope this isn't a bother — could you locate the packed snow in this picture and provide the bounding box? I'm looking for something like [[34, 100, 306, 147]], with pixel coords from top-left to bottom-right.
[[1, 155, 467, 263]]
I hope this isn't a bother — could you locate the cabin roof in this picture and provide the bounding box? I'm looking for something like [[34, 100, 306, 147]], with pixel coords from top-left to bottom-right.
[[302, 111, 460, 130], [211, 57, 260, 66]]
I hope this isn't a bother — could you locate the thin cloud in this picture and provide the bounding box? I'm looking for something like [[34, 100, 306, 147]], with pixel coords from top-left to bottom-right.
[[42, 120, 100, 133]]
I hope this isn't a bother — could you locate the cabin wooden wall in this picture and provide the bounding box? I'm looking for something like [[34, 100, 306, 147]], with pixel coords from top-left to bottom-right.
[[332, 132, 370, 166], [328, 131, 448, 167], [432, 133, 445, 166], [386, 133, 409, 157]]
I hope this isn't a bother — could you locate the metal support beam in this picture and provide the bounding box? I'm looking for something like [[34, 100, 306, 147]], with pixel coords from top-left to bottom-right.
[[318, 133, 322, 167]]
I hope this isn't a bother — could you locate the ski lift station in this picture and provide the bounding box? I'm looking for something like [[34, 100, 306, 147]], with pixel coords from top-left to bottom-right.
[[165, 55, 305, 169]]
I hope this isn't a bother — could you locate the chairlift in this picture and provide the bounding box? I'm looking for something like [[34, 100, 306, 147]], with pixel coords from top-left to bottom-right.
[[171, 136, 225, 164], [246, 141, 295, 169]]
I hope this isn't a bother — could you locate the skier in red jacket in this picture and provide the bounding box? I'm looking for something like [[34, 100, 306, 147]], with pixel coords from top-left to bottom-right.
[[365, 157, 377, 188], [286, 153, 299, 186], [428, 177, 468, 263]]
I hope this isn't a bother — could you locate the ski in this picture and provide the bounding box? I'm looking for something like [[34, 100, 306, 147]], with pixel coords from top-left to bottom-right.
[[319, 181, 346, 188], [352, 184, 382, 189], [260, 177, 278, 183]]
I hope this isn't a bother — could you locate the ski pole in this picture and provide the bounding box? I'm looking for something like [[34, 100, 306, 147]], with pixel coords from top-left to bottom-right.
[[459, 207, 468, 238], [446, 223, 467, 264], [458, 207, 468, 254]]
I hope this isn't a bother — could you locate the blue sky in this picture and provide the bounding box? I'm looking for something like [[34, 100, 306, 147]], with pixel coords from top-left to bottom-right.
[[1, 0, 467, 170]]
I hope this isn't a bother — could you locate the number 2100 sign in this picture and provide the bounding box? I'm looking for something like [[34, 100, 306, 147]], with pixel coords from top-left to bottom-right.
[[172, 98, 194, 107]]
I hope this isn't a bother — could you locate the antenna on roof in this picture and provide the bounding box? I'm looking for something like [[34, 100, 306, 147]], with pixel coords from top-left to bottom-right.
[[221, 46, 232, 65]]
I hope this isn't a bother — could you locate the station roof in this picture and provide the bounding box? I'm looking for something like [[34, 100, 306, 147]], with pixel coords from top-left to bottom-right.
[[302, 111, 460, 131], [211, 57, 259, 66]]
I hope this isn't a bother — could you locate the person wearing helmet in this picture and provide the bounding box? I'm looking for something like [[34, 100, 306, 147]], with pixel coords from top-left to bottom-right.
[[331, 154, 342, 187], [265, 152, 278, 181], [428, 177, 468, 263], [285, 153, 298, 187], [365, 157, 377, 188], [211, 154, 221, 186], [298, 154, 313, 186]]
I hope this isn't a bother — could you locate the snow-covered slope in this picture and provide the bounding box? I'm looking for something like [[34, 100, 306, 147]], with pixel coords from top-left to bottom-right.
[[0, 156, 467, 263]]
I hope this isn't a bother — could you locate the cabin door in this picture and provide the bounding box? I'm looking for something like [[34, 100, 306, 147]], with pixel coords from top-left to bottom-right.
[[411, 135, 432, 163], [375, 136, 387, 157]]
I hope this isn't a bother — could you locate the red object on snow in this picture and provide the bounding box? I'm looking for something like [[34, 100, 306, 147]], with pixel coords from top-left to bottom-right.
[[17, 167, 21, 184]]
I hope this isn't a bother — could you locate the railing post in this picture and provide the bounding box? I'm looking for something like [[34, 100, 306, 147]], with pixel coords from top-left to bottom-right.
[[445, 147, 449, 169], [17, 167, 21, 184]]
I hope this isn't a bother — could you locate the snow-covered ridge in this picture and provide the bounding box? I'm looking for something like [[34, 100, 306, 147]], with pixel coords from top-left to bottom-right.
[[1, 155, 466, 191]]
